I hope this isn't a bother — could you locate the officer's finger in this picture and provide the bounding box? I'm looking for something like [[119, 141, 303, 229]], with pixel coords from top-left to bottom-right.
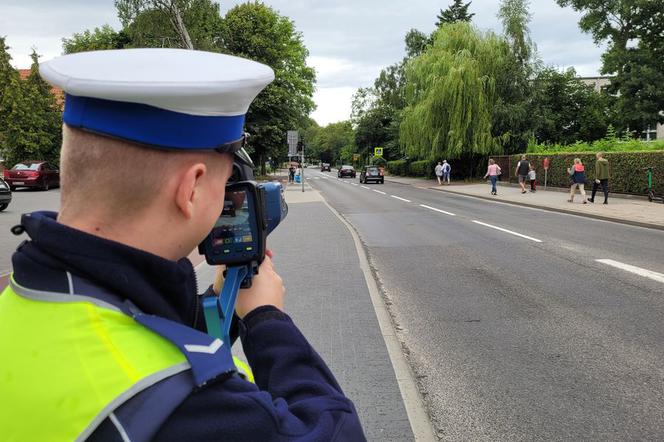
[[213, 265, 226, 295], [266, 248, 274, 259]]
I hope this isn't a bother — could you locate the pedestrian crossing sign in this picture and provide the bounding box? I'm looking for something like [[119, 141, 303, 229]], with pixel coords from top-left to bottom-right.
[[374, 147, 383, 157]]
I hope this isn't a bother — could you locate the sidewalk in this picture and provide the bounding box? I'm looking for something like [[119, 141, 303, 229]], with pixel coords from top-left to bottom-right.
[[196, 182, 422, 441], [385, 175, 664, 230]]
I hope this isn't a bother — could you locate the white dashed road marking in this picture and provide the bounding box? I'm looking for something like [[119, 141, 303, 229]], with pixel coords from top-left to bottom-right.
[[361, 186, 370, 190], [596, 259, 664, 284], [390, 195, 411, 203], [471, 220, 543, 243], [373, 190, 387, 195], [419, 204, 456, 216]]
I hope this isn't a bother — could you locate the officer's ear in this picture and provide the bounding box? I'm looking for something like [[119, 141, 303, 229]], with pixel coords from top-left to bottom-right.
[[175, 162, 207, 220]]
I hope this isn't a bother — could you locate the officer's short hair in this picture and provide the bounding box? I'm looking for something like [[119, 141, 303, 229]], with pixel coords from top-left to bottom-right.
[[60, 125, 229, 218]]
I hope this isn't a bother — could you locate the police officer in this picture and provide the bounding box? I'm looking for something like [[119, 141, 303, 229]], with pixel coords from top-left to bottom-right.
[[0, 49, 365, 441]]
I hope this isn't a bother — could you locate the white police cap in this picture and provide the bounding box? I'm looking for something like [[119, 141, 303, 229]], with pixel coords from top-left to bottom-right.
[[39, 48, 275, 152]]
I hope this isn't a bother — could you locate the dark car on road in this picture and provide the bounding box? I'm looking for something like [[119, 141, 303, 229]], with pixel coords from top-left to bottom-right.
[[0, 177, 11, 211], [321, 163, 331, 172], [359, 166, 384, 184], [3, 161, 60, 191], [337, 165, 356, 178]]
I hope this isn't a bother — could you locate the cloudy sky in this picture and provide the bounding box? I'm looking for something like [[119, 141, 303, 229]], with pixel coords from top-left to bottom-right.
[[2, 0, 605, 125]]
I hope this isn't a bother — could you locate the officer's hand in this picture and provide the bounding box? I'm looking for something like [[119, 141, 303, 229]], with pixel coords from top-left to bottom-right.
[[235, 250, 285, 319]]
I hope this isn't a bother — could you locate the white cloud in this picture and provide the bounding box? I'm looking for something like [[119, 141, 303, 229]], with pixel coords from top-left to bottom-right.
[[311, 87, 356, 126]]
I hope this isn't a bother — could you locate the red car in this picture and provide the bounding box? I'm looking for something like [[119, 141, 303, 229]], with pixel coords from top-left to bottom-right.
[[3, 161, 60, 191]]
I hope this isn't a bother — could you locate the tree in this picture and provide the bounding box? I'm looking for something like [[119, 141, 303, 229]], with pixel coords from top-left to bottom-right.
[[221, 2, 316, 174], [0, 38, 18, 132], [532, 68, 610, 144], [436, 0, 475, 26], [404, 29, 431, 58], [556, 0, 663, 133], [116, 0, 196, 49], [62, 25, 131, 54], [312, 121, 355, 165], [0, 51, 62, 167], [498, 0, 533, 66], [400, 23, 511, 165]]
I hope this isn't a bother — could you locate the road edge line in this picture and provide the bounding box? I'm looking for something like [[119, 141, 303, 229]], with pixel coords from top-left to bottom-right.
[[318, 195, 437, 442]]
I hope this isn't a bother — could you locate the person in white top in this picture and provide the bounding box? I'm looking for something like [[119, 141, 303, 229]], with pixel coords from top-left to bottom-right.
[[434, 161, 444, 185]]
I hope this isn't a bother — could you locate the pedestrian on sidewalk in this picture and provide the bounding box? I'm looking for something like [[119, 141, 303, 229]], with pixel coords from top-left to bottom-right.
[[567, 158, 587, 204], [528, 164, 537, 192], [484, 159, 502, 195], [288, 165, 295, 183], [442, 160, 451, 185], [515, 155, 530, 194], [588, 152, 610, 204], [435, 161, 444, 186]]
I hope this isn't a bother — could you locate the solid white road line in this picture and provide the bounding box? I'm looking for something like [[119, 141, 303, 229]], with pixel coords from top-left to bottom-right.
[[390, 195, 411, 203], [373, 190, 387, 195], [419, 204, 456, 216], [361, 185, 370, 190], [596, 259, 664, 284], [471, 220, 543, 243]]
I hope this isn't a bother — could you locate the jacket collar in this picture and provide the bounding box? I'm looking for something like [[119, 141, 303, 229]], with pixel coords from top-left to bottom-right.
[[13, 211, 200, 326]]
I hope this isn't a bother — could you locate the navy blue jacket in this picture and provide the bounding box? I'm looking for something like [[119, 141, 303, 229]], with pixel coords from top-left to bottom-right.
[[11, 212, 366, 441]]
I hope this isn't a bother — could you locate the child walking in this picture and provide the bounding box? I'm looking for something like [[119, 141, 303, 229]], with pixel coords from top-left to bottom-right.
[[528, 165, 537, 192]]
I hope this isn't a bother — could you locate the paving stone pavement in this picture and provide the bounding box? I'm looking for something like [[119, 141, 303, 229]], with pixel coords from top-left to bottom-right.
[[197, 183, 415, 441]]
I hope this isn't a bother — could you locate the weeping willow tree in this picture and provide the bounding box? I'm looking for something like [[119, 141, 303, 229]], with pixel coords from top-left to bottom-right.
[[400, 22, 511, 163]]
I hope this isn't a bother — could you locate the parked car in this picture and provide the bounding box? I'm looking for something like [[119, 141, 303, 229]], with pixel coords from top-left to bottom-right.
[[359, 166, 384, 184], [337, 165, 356, 178], [0, 177, 12, 211], [3, 161, 60, 191], [321, 163, 331, 172]]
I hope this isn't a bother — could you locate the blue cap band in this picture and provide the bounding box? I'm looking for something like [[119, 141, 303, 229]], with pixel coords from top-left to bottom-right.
[[63, 94, 246, 150]]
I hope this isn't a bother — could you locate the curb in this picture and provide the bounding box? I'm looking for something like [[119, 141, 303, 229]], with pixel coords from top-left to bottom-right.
[[425, 186, 664, 232]]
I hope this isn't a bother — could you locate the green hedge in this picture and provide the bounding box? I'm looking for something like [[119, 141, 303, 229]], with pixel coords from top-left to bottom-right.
[[371, 157, 387, 167], [409, 160, 435, 178], [528, 139, 664, 154], [387, 159, 409, 176], [502, 151, 664, 195]]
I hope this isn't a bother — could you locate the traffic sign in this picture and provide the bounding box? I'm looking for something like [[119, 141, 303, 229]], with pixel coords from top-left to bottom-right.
[[287, 130, 299, 156], [374, 147, 383, 157], [543, 157, 550, 170]]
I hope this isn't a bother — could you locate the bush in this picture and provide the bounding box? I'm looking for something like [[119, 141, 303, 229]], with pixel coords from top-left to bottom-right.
[[371, 157, 387, 167], [409, 160, 435, 177], [387, 159, 409, 176], [527, 139, 664, 154], [504, 151, 664, 195]]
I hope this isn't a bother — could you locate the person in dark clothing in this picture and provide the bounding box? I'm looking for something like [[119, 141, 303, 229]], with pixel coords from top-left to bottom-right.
[[588, 151, 610, 204], [515, 155, 530, 194], [289, 165, 296, 183], [0, 49, 366, 441]]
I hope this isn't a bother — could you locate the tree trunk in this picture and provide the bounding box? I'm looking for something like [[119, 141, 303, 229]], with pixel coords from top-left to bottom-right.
[[171, 2, 194, 49]]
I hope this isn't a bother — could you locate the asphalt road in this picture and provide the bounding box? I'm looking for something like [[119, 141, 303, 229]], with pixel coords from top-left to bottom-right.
[[0, 188, 60, 275], [309, 170, 664, 441]]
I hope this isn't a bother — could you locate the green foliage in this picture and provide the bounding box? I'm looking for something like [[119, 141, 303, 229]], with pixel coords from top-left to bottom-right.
[[62, 25, 131, 54], [498, 0, 533, 65], [409, 160, 435, 177], [531, 67, 610, 144], [387, 159, 409, 176], [404, 29, 432, 58], [508, 151, 664, 194], [556, 0, 664, 134], [222, 2, 316, 174], [527, 139, 664, 154], [436, 0, 475, 26], [371, 156, 387, 167], [0, 51, 62, 167], [400, 22, 509, 161], [307, 121, 354, 165]]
